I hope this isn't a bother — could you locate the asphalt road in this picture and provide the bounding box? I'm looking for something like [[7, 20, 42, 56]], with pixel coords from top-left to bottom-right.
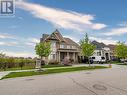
[[0, 65, 127, 95]]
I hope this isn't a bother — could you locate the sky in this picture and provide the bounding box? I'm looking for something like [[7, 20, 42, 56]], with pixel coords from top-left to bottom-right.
[[0, 0, 127, 57]]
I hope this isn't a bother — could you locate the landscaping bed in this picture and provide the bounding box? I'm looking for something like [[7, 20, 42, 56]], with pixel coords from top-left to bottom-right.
[[2, 66, 108, 79]]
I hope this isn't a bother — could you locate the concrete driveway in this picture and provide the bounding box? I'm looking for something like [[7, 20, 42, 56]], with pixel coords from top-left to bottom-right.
[[0, 64, 127, 95]]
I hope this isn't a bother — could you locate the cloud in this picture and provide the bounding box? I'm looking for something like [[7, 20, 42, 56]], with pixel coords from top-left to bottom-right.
[[0, 33, 14, 39], [29, 38, 40, 43], [118, 21, 127, 27], [89, 36, 118, 45], [26, 38, 40, 47], [0, 41, 18, 46], [15, 1, 106, 31], [103, 27, 127, 36], [4, 51, 35, 57]]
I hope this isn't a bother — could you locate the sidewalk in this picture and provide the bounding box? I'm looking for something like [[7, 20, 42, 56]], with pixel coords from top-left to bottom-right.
[[0, 64, 110, 79], [0, 69, 37, 79]]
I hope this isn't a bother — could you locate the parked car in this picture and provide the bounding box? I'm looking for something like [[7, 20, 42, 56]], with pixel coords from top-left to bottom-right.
[[90, 56, 106, 63], [120, 59, 127, 64]]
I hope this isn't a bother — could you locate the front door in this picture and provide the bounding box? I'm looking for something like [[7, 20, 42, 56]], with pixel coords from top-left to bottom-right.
[[60, 52, 67, 61]]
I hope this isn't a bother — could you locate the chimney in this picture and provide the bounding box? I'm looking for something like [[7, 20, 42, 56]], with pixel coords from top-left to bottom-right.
[[40, 34, 49, 42]]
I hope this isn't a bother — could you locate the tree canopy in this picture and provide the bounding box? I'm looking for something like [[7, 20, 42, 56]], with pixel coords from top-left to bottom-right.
[[115, 42, 127, 59], [35, 42, 51, 59], [80, 33, 96, 58]]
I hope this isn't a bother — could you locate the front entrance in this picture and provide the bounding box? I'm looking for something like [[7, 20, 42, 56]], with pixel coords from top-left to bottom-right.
[[60, 52, 67, 61], [105, 53, 109, 60], [59, 52, 77, 63]]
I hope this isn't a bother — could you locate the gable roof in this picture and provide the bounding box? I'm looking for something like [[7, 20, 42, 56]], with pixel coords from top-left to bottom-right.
[[64, 38, 79, 47], [44, 29, 65, 42], [91, 40, 106, 50], [40, 29, 79, 47]]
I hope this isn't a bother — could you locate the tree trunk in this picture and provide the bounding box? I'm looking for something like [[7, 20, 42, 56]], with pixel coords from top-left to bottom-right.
[[88, 57, 90, 67]]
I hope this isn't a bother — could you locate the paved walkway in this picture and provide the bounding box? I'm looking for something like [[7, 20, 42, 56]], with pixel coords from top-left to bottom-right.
[[0, 69, 38, 79], [0, 64, 121, 79]]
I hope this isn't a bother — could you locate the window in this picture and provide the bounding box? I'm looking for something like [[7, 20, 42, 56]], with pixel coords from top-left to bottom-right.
[[67, 45, 71, 49], [97, 52, 101, 56], [51, 41, 56, 47], [72, 46, 76, 49], [101, 57, 105, 60], [92, 57, 95, 59], [60, 44, 64, 48]]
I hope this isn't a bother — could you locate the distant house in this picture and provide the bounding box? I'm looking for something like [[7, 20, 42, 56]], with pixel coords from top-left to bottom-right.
[[40, 29, 80, 63], [91, 41, 112, 61]]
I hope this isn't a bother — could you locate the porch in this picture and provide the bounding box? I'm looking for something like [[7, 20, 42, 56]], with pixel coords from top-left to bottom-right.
[[57, 50, 79, 63]]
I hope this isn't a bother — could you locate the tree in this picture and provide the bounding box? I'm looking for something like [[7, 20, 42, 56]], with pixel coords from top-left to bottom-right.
[[80, 33, 96, 66], [35, 42, 51, 60], [19, 59, 25, 70], [115, 42, 127, 61]]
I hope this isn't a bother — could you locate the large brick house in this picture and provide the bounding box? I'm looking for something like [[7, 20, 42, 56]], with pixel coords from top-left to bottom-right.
[[40, 29, 80, 63]]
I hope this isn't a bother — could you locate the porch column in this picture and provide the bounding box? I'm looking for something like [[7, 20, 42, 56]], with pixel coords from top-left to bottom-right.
[[58, 52, 60, 62], [73, 52, 75, 62], [108, 52, 111, 60], [67, 52, 69, 59]]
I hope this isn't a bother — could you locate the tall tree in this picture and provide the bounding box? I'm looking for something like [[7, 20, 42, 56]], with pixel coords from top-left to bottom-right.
[[35, 42, 51, 60], [115, 42, 127, 61], [80, 33, 96, 66]]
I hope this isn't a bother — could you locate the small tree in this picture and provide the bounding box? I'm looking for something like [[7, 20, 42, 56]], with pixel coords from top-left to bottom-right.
[[35, 42, 51, 63], [19, 59, 25, 70], [115, 42, 127, 62], [80, 33, 96, 66]]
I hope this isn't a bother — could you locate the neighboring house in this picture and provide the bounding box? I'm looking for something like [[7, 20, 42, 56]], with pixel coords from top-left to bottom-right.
[[107, 44, 117, 60], [40, 29, 80, 63], [91, 41, 112, 62]]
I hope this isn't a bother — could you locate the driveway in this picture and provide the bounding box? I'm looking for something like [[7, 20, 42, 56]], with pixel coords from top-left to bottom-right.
[[0, 64, 127, 95]]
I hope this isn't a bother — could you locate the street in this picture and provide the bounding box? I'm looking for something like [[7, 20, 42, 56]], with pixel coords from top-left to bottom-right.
[[0, 65, 127, 95]]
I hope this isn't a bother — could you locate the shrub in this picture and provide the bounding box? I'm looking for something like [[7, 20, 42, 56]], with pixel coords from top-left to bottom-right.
[[7, 58, 15, 68], [48, 60, 59, 65]]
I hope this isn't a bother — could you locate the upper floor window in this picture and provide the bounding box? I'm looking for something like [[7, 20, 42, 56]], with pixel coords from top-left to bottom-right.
[[72, 46, 76, 49], [60, 44, 64, 48], [51, 41, 56, 47], [67, 45, 71, 49], [97, 52, 101, 56]]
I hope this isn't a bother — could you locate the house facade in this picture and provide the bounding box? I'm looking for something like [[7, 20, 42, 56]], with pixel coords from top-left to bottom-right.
[[40, 30, 114, 63], [91, 41, 112, 61], [40, 29, 80, 63]]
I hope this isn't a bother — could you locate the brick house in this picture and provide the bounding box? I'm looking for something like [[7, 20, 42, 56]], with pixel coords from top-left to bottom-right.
[[40, 29, 80, 63]]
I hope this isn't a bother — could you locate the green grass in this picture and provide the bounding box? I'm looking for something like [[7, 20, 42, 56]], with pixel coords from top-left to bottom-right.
[[117, 63, 127, 65], [42, 64, 67, 68], [0, 66, 35, 72], [2, 66, 108, 79], [0, 65, 67, 72]]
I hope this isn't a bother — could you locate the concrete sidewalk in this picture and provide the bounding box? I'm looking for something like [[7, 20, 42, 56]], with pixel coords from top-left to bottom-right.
[[0, 69, 38, 79], [0, 64, 117, 79]]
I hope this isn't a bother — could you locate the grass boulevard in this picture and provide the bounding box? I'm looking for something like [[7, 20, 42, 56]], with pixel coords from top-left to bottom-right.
[[2, 66, 108, 79]]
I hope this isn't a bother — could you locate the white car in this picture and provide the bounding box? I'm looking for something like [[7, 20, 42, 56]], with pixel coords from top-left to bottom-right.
[[91, 56, 106, 63]]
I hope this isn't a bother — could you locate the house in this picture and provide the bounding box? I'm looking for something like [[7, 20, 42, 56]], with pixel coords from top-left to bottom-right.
[[40, 29, 80, 63], [40, 30, 115, 63], [91, 41, 112, 62]]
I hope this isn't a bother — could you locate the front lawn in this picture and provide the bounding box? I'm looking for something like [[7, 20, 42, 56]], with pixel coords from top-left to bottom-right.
[[2, 66, 108, 79], [0, 66, 35, 72], [0, 64, 67, 72]]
